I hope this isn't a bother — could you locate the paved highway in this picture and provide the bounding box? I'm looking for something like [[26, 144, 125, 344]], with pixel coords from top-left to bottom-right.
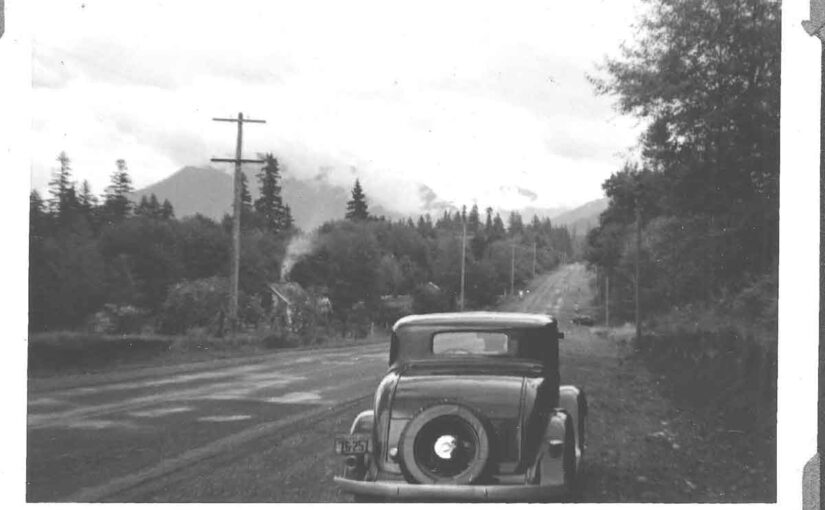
[[27, 342, 388, 501]]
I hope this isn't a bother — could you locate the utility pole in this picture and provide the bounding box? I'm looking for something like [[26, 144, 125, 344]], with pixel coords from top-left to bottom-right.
[[510, 243, 516, 296], [211, 113, 266, 333], [634, 197, 642, 343], [532, 241, 537, 278], [460, 221, 467, 311], [605, 273, 610, 327]]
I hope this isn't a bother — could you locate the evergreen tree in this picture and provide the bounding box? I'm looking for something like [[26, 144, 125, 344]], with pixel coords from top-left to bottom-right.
[[254, 154, 287, 233], [452, 210, 462, 228], [508, 211, 524, 235], [30, 190, 49, 235], [485, 207, 494, 233], [530, 215, 541, 232], [282, 204, 294, 231], [491, 213, 506, 240], [78, 180, 98, 220], [149, 194, 160, 215], [135, 195, 151, 217], [468, 204, 481, 233], [103, 159, 134, 222], [136, 193, 165, 218], [417, 214, 434, 238], [345, 179, 370, 221], [48, 151, 79, 218], [160, 199, 175, 220]]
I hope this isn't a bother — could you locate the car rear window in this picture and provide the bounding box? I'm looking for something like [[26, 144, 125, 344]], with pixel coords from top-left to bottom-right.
[[431, 331, 511, 356]]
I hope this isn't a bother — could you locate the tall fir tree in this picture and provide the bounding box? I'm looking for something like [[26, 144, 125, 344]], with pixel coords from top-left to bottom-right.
[[507, 211, 524, 235], [345, 179, 369, 221], [48, 151, 79, 218], [160, 199, 175, 220], [135, 195, 151, 217], [78, 180, 98, 214], [468, 204, 481, 233], [30, 190, 49, 235], [491, 213, 506, 239], [282, 204, 294, 231], [254, 153, 288, 233], [135, 193, 164, 218], [104, 159, 134, 222]]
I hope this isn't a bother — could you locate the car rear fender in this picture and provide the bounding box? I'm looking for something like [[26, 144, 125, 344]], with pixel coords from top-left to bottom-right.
[[559, 385, 586, 464], [350, 410, 374, 435], [343, 410, 375, 481], [527, 409, 572, 488]]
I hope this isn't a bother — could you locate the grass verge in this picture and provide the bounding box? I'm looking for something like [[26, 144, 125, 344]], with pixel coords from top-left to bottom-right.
[[28, 327, 388, 379]]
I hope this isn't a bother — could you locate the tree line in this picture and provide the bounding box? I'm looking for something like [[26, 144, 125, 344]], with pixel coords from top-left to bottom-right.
[[584, 0, 779, 327], [291, 185, 573, 323], [29, 151, 296, 333], [29, 154, 573, 335]]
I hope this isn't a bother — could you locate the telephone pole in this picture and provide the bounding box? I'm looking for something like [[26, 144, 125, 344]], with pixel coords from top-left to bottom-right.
[[211, 113, 266, 332], [634, 197, 642, 343], [605, 273, 610, 327], [510, 243, 516, 295], [460, 221, 467, 311], [532, 241, 537, 278]]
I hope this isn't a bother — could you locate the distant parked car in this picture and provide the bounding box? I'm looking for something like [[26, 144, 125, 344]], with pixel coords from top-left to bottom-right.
[[333, 312, 587, 502], [571, 315, 595, 326]]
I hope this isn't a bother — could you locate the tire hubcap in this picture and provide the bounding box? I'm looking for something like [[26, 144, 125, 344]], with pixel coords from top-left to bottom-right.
[[434, 434, 458, 459]]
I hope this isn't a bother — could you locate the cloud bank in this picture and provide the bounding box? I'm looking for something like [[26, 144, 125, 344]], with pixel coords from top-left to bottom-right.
[[31, 0, 644, 212]]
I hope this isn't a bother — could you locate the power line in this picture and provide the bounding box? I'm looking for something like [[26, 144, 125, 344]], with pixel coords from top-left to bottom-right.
[[211, 112, 266, 333]]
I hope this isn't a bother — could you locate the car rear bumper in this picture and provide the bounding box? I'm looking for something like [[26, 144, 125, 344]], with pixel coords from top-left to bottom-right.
[[333, 477, 566, 501]]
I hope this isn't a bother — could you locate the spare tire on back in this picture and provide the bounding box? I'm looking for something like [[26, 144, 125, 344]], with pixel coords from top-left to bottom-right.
[[397, 403, 491, 485]]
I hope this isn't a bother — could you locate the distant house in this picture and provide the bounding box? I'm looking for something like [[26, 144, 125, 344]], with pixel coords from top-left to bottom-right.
[[266, 282, 331, 330]]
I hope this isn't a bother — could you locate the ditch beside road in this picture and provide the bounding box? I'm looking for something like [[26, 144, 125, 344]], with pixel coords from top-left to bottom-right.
[[26, 263, 774, 502]]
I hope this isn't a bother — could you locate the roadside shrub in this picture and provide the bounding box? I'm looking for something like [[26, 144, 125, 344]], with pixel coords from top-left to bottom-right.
[[87, 303, 150, 334], [159, 277, 262, 334], [637, 304, 776, 431]]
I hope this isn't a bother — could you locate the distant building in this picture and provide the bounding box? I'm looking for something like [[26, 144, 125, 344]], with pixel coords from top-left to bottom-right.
[[266, 282, 331, 330]]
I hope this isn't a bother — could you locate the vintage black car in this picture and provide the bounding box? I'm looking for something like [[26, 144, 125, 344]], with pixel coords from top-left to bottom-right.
[[333, 312, 587, 502]]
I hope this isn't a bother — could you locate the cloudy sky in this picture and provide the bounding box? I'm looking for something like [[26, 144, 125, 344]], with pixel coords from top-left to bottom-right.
[[31, 0, 644, 213]]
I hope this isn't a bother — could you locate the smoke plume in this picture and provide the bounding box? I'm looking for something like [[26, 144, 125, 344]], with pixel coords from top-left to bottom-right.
[[280, 233, 316, 281]]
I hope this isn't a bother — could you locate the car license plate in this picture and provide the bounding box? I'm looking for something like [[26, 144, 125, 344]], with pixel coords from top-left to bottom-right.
[[334, 433, 371, 455]]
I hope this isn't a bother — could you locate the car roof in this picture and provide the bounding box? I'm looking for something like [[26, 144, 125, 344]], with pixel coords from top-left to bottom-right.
[[392, 311, 557, 332]]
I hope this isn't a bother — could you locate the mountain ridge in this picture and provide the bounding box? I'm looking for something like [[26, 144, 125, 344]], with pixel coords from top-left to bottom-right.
[[131, 165, 606, 232]]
